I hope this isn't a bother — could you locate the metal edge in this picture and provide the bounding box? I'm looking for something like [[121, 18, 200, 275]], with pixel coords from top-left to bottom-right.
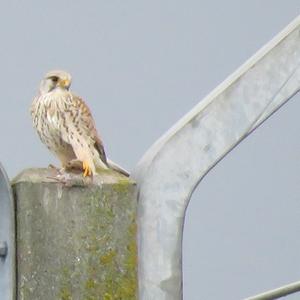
[[0, 163, 16, 300]]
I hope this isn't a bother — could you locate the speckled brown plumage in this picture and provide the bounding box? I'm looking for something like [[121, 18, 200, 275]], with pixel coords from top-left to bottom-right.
[[31, 70, 108, 176]]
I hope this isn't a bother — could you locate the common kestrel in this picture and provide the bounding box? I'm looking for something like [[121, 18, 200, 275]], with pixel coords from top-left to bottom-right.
[[31, 70, 128, 177]]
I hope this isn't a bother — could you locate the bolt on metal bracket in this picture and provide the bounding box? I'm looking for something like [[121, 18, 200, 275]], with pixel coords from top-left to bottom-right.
[[0, 163, 16, 300], [0, 241, 8, 258]]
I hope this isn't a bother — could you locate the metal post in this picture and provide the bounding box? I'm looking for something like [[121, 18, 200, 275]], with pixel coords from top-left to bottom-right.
[[132, 15, 300, 300], [0, 163, 16, 300]]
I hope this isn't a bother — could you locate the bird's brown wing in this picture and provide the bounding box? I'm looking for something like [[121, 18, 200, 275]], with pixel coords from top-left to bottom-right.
[[60, 93, 108, 167], [94, 138, 107, 165]]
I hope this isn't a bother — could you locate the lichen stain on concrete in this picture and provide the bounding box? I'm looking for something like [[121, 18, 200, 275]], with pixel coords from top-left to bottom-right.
[[100, 249, 117, 265], [80, 186, 138, 300]]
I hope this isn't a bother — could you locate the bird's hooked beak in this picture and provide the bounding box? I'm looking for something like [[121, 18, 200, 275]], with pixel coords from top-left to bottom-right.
[[59, 78, 71, 89]]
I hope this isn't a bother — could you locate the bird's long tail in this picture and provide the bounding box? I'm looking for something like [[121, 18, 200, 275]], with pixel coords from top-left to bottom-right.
[[107, 159, 130, 177]]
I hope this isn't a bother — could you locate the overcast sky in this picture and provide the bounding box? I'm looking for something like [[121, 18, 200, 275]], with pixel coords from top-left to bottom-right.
[[0, 1, 299, 299]]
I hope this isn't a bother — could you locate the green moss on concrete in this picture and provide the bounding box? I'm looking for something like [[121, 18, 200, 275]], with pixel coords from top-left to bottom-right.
[[59, 267, 73, 300], [59, 287, 72, 300], [112, 178, 132, 195], [80, 188, 137, 299], [100, 249, 117, 265], [103, 293, 113, 300]]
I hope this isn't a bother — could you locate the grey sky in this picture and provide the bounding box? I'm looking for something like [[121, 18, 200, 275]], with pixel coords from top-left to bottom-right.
[[0, 1, 299, 299]]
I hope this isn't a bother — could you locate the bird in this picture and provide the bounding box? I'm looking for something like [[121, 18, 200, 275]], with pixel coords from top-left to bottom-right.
[[31, 70, 128, 177]]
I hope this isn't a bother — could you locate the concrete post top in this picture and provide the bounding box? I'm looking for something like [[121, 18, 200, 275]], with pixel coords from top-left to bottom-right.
[[12, 168, 135, 187]]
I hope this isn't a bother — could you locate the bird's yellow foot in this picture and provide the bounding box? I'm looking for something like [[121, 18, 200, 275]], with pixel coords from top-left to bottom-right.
[[82, 160, 92, 177]]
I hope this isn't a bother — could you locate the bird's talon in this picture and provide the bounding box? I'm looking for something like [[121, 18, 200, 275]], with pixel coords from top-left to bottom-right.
[[82, 160, 92, 177]]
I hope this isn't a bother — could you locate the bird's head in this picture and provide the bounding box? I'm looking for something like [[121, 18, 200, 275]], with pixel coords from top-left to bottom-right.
[[39, 70, 72, 94]]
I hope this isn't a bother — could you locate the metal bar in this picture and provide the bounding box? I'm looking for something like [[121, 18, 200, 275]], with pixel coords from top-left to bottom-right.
[[0, 163, 16, 300], [132, 15, 300, 300], [244, 280, 300, 300]]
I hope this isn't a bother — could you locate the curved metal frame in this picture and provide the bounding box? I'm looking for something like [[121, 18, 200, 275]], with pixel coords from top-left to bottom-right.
[[0, 163, 16, 300], [132, 15, 300, 300]]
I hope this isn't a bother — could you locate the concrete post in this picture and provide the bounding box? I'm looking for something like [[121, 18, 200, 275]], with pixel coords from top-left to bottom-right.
[[12, 168, 137, 300]]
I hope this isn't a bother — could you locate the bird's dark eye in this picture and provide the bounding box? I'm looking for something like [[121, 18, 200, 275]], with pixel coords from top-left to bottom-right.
[[47, 76, 59, 82], [50, 76, 59, 82]]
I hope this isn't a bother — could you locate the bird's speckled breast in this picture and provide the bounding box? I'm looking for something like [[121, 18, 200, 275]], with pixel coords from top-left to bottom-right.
[[31, 90, 71, 153]]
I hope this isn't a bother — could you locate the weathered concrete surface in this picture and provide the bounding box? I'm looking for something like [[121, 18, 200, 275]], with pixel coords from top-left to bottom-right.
[[12, 168, 137, 300]]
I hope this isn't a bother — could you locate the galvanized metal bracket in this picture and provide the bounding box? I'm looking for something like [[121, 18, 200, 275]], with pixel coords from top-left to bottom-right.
[[0, 163, 16, 300], [132, 15, 300, 300]]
